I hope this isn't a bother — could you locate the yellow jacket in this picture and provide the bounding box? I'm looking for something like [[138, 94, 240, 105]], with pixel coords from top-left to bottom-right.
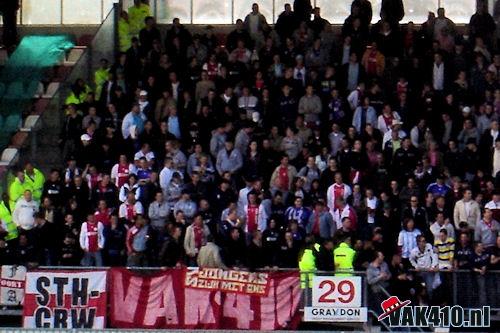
[[333, 242, 356, 276], [24, 168, 45, 202], [118, 18, 132, 52], [8, 178, 32, 211], [128, 3, 150, 36]]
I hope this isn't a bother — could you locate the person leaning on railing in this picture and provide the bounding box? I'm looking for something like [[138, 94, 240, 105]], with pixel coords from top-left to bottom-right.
[[333, 235, 356, 276], [409, 235, 440, 302], [298, 236, 318, 288]]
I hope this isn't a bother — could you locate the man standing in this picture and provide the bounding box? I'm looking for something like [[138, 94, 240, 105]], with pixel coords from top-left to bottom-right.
[[244, 3, 269, 48], [0, 0, 19, 49], [475, 208, 500, 251], [334, 236, 356, 276], [79, 213, 105, 266], [126, 215, 150, 267], [409, 235, 440, 301], [24, 163, 45, 204], [454, 189, 481, 231], [12, 190, 38, 232]]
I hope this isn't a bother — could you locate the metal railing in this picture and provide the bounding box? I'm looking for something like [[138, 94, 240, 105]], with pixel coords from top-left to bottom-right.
[[0, 3, 119, 193]]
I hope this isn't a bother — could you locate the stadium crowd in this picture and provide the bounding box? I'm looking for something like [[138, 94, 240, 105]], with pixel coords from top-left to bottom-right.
[[1, 0, 500, 306]]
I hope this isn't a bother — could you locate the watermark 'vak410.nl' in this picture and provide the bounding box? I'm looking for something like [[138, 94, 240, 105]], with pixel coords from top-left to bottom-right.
[[378, 296, 490, 328]]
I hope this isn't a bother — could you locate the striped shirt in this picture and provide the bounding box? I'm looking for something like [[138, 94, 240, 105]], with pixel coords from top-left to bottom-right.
[[397, 229, 421, 259], [434, 237, 455, 269]]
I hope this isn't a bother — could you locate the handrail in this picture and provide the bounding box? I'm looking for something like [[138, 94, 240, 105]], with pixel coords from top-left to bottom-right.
[[36, 266, 368, 275]]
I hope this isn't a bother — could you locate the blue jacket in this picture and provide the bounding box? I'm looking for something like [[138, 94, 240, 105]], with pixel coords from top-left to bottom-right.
[[306, 211, 336, 239], [352, 106, 377, 132]]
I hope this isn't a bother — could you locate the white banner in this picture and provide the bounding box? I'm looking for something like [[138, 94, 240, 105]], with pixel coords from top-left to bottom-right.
[[0, 265, 26, 306], [304, 307, 368, 322], [311, 276, 362, 307], [23, 270, 107, 329]]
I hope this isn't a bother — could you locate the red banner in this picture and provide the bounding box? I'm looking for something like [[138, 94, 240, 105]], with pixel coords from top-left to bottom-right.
[[109, 268, 301, 330], [185, 268, 270, 296]]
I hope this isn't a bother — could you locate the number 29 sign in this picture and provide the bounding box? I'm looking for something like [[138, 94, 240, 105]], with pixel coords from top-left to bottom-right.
[[311, 276, 361, 308]]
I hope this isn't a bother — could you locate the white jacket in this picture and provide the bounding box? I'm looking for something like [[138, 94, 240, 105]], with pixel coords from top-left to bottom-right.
[[242, 203, 268, 232], [409, 243, 438, 270], [79, 221, 105, 252], [493, 147, 500, 177], [13, 198, 39, 230]]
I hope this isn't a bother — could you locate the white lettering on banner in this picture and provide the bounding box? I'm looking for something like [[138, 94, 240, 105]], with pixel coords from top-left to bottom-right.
[[223, 293, 254, 329], [0, 265, 26, 306], [109, 268, 301, 329], [304, 307, 368, 322], [143, 275, 179, 325], [260, 277, 301, 330], [184, 287, 220, 325], [110, 274, 141, 322], [312, 276, 362, 308]]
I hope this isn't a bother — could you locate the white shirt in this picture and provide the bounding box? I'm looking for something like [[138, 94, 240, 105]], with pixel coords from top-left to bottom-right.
[[134, 150, 155, 162], [139, 100, 149, 113], [12, 199, 39, 230], [464, 200, 472, 218], [485, 200, 500, 210], [332, 205, 353, 229], [366, 197, 378, 224], [433, 62, 444, 91], [347, 89, 361, 110], [293, 67, 306, 86], [171, 82, 180, 101], [159, 167, 175, 193]]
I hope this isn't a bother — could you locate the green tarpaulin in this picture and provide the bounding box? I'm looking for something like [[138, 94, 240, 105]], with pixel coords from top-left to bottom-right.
[[0, 35, 74, 148]]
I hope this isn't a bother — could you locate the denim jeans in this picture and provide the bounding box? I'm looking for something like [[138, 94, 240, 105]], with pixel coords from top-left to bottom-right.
[[81, 251, 103, 267]]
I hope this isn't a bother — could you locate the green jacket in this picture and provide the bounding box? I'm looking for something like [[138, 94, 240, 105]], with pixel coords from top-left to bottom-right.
[[65, 84, 92, 106], [8, 178, 32, 211], [0, 200, 16, 241], [333, 242, 356, 276], [94, 68, 109, 100], [128, 4, 150, 36], [299, 243, 320, 288], [24, 168, 45, 202], [118, 18, 131, 52]]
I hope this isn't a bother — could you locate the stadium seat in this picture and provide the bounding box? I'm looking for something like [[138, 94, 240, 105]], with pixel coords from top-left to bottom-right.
[[0, 82, 6, 98], [0, 147, 18, 166], [64, 47, 86, 66], [4, 81, 24, 100], [41, 82, 60, 99], [20, 115, 40, 132]]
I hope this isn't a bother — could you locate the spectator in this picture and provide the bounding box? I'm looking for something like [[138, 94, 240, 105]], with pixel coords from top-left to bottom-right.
[[79, 213, 105, 266], [184, 214, 210, 265], [315, 238, 335, 271], [470, 242, 490, 305], [13, 190, 38, 232], [434, 229, 455, 269], [148, 191, 170, 232], [398, 218, 421, 267], [475, 208, 500, 251], [243, 3, 269, 48], [126, 215, 150, 267], [159, 224, 185, 267], [333, 236, 356, 275], [454, 189, 481, 231], [367, 251, 391, 305], [409, 235, 440, 301], [197, 234, 227, 269]]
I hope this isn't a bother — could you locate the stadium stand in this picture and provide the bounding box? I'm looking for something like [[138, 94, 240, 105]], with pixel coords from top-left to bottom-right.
[[1, 0, 500, 330]]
